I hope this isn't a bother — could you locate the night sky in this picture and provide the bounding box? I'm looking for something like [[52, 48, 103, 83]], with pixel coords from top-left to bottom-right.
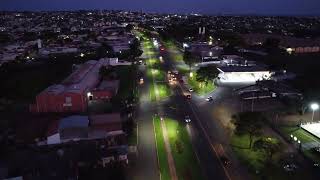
[[1, 0, 320, 16]]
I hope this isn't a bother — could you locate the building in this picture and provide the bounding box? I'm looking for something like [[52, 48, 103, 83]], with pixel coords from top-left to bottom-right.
[[241, 33, 320, 53], [90, 80, 119, 100], [217, 65, 272, 83], [46, 113, 124, 145], [30, 59, 121, 113]]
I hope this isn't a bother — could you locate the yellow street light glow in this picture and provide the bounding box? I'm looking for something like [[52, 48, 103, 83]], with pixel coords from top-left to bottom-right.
[[286, 48, 294, 54]]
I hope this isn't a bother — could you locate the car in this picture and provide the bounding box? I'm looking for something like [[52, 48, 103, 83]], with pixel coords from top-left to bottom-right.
[[186, 94, 191, 99], [189, 88, 194, 92], [220, 156, 230, 166], [283, 163, 298, 172], [139, 78, 144, 84], [184, 116, 191, 123], [206, 96, 213, 102], [160, 47, 165, 51]]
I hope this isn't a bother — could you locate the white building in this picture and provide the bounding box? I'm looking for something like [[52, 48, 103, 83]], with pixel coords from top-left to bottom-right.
[[217, 66, 272, 84]]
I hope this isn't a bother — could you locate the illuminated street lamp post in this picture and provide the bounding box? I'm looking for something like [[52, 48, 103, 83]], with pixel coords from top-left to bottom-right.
[[310, 103, 319, 122]]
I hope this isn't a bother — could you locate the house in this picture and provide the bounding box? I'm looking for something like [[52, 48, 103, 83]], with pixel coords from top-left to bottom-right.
[[235, 80, 302, 100], [47, 115, 89, 145], [101, 145, 128, 167], [46, 113, 124, 145]]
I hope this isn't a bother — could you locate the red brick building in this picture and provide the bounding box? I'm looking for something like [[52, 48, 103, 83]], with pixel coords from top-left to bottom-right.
[[30, 59, 116, 113]]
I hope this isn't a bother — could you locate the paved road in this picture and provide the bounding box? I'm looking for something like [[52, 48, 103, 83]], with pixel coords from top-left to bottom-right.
[[159, 40, 250, 180], [158, 46, 232, 180], [129, 54, 159, 180]]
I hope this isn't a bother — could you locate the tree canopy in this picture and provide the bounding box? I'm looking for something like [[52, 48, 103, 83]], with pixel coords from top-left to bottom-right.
[[253, 137, 282, 160], [195, 65, 219, 85], [232, 112, 265, 148], [183, 50, 197, 71]]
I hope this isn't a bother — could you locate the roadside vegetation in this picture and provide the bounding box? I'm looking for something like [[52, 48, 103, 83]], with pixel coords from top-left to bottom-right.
[[153, 116, 171, 180], [165, 118, 203, 180], [230, 112, 314, 180]]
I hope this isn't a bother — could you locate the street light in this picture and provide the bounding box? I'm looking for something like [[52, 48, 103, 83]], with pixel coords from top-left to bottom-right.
[[310, 103, 319, 122]]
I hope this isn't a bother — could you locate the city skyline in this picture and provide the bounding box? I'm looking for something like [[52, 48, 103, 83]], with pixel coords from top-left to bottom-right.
[[1, 0, 320, 16]]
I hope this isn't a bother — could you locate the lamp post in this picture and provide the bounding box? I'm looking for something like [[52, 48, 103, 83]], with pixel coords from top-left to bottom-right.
[[310, 103, 319, 122]]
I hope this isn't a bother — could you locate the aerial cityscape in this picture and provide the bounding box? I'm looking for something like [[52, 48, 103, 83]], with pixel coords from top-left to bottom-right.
[[0, 1, 320, 180]]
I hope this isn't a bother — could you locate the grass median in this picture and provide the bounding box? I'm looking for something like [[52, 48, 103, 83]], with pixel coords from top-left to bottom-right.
[[187, 74, 216, 95], [163, 40, 183, 62], [153, 116, 171, 180], [155, 83, 171, 100], [165, 118, 203, 180]]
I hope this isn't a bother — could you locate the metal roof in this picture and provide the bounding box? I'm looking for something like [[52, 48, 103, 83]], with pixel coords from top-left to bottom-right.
[[59, 115, 89, 130]]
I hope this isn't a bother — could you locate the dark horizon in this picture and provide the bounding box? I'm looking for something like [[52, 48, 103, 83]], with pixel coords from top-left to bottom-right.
[[1, 0, 320, 16]]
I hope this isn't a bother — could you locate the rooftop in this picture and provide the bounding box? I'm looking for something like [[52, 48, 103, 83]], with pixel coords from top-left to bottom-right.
[[218, 65, 268, 73], [59, 115, 89, 130]]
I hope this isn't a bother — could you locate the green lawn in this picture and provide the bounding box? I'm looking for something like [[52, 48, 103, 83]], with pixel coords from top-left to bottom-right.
[[231, 134, 266, 171], [150, 82, 156, 102], [279, 126, 320, 144], [153, 116, 171, 180], [163, 40, 183, 62], [155, 83, 171, 100], [187, 74, 216, 95], [231, 133, 314, 180], [304, 148, 320, 163], [165, 118, 203, 180], [279, 126, 320, 164]]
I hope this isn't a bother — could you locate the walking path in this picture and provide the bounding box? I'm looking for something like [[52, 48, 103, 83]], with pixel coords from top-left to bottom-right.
[[160, 117, 178, 180]]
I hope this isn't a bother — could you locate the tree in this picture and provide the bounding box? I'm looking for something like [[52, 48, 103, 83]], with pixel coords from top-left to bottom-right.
[[232, 112, 264, 148], [125, 24, 134, 32], [183, 50, 196, 72], [129, 38, 143, 58], [253, 137, 282, 160], [195, 65, 219, 85]]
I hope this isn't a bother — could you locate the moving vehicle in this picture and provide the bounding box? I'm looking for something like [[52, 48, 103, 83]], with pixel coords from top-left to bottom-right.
[[139, 78, 144, 84], [220, 156, 230, 166], [184, 115, 191, 123], [206, 96, 213, 102], [189, 88, 194, 92]]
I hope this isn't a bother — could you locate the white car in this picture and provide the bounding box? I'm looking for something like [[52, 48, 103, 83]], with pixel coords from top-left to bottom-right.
[[139, 78, 144, 84], [206, 96, 213, 102], [184, 116, 191, 123], [189, 88, 194, 92]]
